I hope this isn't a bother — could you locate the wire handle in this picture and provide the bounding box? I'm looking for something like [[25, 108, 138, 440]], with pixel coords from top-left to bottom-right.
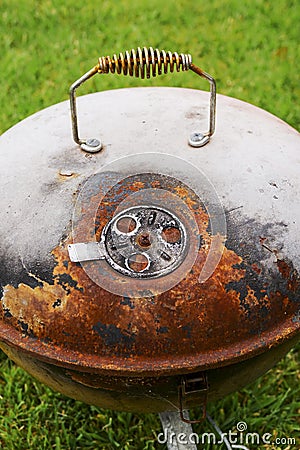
[[97, 48, 192, 77], [70, 47, 216, 153]]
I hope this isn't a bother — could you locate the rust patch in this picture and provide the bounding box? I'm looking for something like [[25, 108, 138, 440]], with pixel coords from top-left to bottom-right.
[[136, 232, 152, 249], [116, 216, 136, 233], [277, 259, 300, 293], [0, 172, 299, 375], [127, 254, 149, 272], [162, 227, 181, 244], [251, 263, 262, 275]]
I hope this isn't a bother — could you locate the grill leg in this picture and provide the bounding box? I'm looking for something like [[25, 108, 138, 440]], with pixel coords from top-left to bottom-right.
[[158, 410, 198, 450]]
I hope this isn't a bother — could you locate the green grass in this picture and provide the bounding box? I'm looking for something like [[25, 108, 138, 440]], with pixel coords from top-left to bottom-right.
[[1, 0, 299, 449], [1, 0, 299, 133]]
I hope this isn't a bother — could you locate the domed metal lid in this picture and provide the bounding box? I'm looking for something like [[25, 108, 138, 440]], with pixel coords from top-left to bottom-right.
[[0, 49, 299, 376]]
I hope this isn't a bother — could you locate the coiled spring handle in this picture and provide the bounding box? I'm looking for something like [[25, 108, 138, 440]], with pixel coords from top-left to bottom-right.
[[70, 47, 216, 153]]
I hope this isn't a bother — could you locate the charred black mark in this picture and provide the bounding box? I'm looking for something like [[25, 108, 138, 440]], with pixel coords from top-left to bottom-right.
[[4, 308, 12, 318], [259, 305, 269, 318], [17, 320, 36, 338], [41, 336, 53, 344], [18, 320, 28, 333], [0, 249, 57, 304], [161, 337, 174, 353], [60, 232, 70, 244], [292, 311, 300, 323], [198, 235, 205, 249], [182, 324, 192, 339], [156, 326, 168, 334], [226, 277, 266, 303], [154, 313, 162, 324], [120, 297, 135, 309], [52, 298, 62, 308], [30, 263, 56, 286], [56, 273, 83, 294], [0, 259, 44, 292], [225, 215, 300, 326], [93, 322, 135, 347], [62, 330, 71, 336]]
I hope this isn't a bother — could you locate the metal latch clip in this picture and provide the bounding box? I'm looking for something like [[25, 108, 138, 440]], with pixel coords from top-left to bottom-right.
[[179, 372, 208, 424]]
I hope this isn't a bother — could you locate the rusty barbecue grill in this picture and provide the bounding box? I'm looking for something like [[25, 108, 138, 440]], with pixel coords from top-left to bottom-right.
[[0, 47, 299, 445]]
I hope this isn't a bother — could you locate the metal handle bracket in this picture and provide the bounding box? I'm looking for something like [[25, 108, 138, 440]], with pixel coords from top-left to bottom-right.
[[69, 47, 216, 153]]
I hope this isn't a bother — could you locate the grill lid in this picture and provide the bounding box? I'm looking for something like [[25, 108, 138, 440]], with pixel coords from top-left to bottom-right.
[[0, 50, 299, 377]]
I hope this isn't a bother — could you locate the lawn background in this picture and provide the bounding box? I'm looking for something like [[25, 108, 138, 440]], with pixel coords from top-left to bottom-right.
[[0, 0, 299, 449]]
